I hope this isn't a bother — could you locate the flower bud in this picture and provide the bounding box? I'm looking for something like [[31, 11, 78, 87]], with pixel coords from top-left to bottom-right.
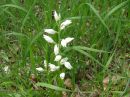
[[61, 37, 74, 47], [44, 29, 56, 34], [54, 44, 59, 55], [36, 67, 44, 72], [54, 55, 62, 61], [60, 57, 68, 64], [60, 73, 65, 80], [60, 20, 72, 30], [43, 35, 55, 43], [64, 62, 72, 69], [54, 10, 61, 21], [49, 63, 60, 72]]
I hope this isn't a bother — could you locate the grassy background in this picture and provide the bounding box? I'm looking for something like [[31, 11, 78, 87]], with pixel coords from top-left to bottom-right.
[[0, 0, 130, 97]]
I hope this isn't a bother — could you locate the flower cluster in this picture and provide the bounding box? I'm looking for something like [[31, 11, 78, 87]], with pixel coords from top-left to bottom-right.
[[36, 11, 74, 80]]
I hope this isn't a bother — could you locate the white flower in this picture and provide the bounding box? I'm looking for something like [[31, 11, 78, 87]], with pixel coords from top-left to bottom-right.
[[61, 39, 66, 47], [54, 10, 61, 21], [43, 35, 55, 43], [36, 67, 44, 72], [44, 29, 56, 34], [60, 73, 65, 80], [44, 60, 47, 68], [3, 66, 9, 73], [54, 55, 62, 61], [54, 44, 59, 55], [60, 57, 68, 64], [64, 62, 72, 69], [60, 20, 72, 30], [61, 37, 74, 47], [49, 63, 60, 72]]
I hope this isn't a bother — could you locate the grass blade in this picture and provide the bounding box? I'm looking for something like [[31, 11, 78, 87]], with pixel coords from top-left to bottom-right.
[[72, 46, 109, 53], [73, 48, 104, 67], [5, 31, 29, 38], [21, 0, 36, 31], [25, 30, 44, 56], [67, 16, 86, 20], [104, 0, 129, 20], [120, 78, 130, 97], [0, 4, 27, 12], [104, 51, 115, 72], [84, 3, 109, 31], [36, 82, 71, 92]]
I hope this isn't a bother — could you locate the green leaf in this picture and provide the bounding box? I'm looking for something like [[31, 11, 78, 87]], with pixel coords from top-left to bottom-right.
[[36, 82, 71, 92], [72, 46, 109, 53]]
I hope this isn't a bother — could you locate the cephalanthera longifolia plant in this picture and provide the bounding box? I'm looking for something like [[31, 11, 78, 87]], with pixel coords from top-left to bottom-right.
[[36, 10, 74, 80]]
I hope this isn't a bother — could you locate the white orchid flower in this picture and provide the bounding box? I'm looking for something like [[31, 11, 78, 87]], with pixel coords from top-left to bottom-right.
[[60, 20, 72, 30], [60, 73, 65, 80], [54, 10, 61, 21], [54, 55, 62, 61], [3, 66, 9, 73], [54, 44, 59, 55], [49, 63, 60, 72], [43, 35, 55, 43], [61, 37, 74, 47], [44, 60, 47, 68], [64, 62, 72, 69], [36, 67, 44, 72], [60, 57, 68, 64], [44, 29, 56, 34]]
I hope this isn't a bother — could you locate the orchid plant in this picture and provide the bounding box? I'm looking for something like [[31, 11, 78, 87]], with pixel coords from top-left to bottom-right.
[[36, 10, 74, 80]]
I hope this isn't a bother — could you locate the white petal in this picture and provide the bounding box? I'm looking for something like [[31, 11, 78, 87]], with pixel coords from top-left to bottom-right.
[[54, 55, 62, 61], [36, 67, 44, 72], [54, 11, 61, 21], [44, 60, 47, 68], [54, 44, 59, 55], [44, 60, 47, 65], [61, 37, 74, 47], [60, 73, 65, 80], [43, 35, 55, 43], [65, 37, 74, 43], [49, 63, 60, 72], [61, 39, 67, 47], [60, 20, 72, 30], [44, 29, 56, 34], [64, 62, 72, 69], [3, 66, 9, 73], [60, 25, 65, 30], [60, 57, 68, 64]]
